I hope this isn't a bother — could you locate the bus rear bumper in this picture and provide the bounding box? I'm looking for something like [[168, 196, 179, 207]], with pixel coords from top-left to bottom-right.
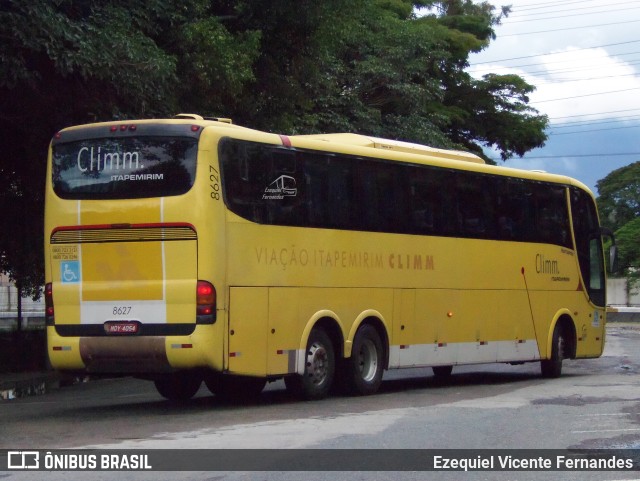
[[47, 325, 221, 374]]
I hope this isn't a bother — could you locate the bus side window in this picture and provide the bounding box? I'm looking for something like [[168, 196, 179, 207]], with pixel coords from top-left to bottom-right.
[[220, 140, 267, 223], [407, 166, 453, 236], [304, 154, 328, 228], [355, 159, 400, 232], [326, 156, 354, 229], [534, 185, 571, 248], [455, 172, 495, 239], [302, 153, 354, 230], [495, 177, 525, 241], [265, 148, 305, 226], [409, 170, 436, 234]]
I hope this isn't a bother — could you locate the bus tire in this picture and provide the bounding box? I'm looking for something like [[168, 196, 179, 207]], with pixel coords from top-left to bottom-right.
[[154, 372, 202, 401], [432, 365, 453, 379], [541, 325, 565, 378], [346, 324, 384, 396], [286, 327, 335, 400]]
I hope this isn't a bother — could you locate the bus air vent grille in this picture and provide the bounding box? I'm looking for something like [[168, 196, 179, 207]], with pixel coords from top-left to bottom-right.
[[50, 224, 197, 244]]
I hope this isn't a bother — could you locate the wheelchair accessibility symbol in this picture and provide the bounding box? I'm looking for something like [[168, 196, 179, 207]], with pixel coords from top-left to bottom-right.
[[61, 261, 80, 283]]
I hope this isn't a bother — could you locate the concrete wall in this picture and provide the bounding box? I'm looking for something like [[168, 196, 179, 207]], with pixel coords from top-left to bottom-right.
[[608, 277, 640, 307], [0, 275, 44, 315]]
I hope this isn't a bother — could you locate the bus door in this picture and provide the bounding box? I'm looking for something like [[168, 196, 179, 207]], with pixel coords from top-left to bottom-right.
[[570, 188, 607, 356]]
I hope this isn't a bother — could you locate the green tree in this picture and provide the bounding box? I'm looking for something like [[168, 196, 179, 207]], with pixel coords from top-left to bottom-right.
[[0, 0, 548, 302], [615, 218, 640, 283], [596, 161, 640, 285], [0, 0, 180, 306], [0, 0, 257, 303], [596, 161, 640, 232], [223, 0, 547, 161]]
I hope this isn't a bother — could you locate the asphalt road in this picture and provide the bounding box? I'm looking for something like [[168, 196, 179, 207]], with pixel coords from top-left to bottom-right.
[[2, 323, 640, 481]]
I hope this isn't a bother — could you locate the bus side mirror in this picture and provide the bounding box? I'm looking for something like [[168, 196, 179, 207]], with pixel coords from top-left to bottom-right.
[[609, 244, 618, 274], [600, 227, 618, 274]]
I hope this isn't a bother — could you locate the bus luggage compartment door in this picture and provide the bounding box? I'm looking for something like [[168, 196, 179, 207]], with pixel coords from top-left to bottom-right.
[[228, 287, 268, 376]]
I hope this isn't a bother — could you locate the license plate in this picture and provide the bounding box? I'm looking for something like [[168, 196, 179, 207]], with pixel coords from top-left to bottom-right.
[[104, 321, 140, 335]]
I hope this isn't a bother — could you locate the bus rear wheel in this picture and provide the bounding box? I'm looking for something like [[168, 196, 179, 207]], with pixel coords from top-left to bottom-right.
[[286, 327, 335, 400], [541, 325, 565, 378], [345, 324, 384, 395], [154, 372, 202, 401]]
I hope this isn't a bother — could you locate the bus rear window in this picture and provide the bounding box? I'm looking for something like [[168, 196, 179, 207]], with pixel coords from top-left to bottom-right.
[[52, 137, 198, 199]]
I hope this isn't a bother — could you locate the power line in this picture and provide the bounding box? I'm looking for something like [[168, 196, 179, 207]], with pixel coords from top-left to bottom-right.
[[515, 152, 640, 159], [467, 2, 640, 143], [550, 73, 640, 82], [469, 50, 640, 73], [510, 60, 640, 76], [470, 60, 640, 78], [550, 108, 640, 120], [507, 6, 640, 23], [553, 114, 640, 127], [509, 0, 640, 17], [513, 0, 621, 13], [536, 87, 640, 103], [500, 19, 640, 37], [549, 125, 640, 135], [470, 40, 640, 65], [518, 60, 640, 77]]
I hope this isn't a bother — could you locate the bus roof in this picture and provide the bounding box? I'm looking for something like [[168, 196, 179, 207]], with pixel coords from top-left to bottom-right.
[[291, 133, 485, 164], [54, 115, 594, 196]]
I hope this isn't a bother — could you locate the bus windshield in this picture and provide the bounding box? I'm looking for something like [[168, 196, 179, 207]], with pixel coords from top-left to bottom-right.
[[52, 136, 198, 200]]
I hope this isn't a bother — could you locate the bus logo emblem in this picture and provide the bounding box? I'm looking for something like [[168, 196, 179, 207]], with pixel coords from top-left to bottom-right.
[[263, 175, 297, 200], [61, 261, 80, 283]]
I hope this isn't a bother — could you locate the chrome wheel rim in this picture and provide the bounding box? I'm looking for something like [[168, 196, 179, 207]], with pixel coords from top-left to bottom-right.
[[306, 341, 329, 386], [357, 339, 378, 382]]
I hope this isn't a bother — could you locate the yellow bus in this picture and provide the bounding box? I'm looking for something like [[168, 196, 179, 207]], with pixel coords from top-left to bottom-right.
[[45, 114, 613, 401]]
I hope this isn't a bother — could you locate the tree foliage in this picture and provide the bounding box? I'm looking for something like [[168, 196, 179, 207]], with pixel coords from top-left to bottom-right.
[[596, 161, 640, 232], [0, 0, 549, 296], [596, 161, 640, 283], [615, 218, 640, 281]]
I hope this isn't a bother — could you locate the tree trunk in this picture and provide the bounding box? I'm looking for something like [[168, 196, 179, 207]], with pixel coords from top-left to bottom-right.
[[16, 284, 22, 332]]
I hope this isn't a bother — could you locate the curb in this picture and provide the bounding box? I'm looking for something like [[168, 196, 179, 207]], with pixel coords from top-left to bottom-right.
[[608, 312, 640, 323]]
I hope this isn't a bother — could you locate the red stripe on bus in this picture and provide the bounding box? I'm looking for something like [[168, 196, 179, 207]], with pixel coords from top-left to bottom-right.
[[279, 135, 292, 147]]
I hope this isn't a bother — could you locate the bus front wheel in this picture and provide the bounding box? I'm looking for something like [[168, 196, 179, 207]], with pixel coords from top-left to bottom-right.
[[154, 372, 202, 401], [541, 325, 565, 378], [286, 327, 335, 400], [345, 324, 384, 395]]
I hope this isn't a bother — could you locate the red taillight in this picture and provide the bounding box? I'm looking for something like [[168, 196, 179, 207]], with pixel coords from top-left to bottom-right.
[[196, 281, 216, 321], [191, 125, 200, 132], [109, 124, 137, 133], [45, 283, 54, 322], [197, 282, 214, 301]]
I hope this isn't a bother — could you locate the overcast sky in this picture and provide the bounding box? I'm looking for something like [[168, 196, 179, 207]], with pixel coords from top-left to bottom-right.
[[466, 0, 640, 195]]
